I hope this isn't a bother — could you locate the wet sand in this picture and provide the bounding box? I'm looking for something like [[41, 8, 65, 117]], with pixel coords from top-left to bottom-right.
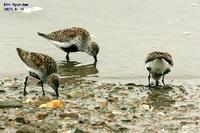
[[0, 77, 200, 132]]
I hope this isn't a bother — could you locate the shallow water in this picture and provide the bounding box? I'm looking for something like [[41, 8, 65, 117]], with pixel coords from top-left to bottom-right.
[[1, 0, 200, 83]]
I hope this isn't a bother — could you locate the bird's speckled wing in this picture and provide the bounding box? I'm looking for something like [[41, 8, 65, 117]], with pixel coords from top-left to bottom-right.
[[145, 51, 174, 66], [16, 48, 57, 77], [46, 27, 91, 43]]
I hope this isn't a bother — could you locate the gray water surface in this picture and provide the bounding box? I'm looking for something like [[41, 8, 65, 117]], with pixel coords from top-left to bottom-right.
[[1, 0, 200, 83]]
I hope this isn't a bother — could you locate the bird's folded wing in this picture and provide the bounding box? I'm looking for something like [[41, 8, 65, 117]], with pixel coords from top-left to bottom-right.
[[47, 28, 78, 42], [50, 35, 82, 49]]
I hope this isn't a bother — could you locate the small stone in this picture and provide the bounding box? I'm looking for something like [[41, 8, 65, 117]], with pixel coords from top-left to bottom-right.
[[15, 117, 26, 124], [100, 101, 108, 108], [49, 130, 57, 133], [59, 112, 79, 120], [71, 128, 85, 133], [0, 89, 5, 93], [140, 103, 154, 112], [35, 112, 48, 120], [0, 100, 23, 108], [0, 126, 5, 130], [36, 122, 58, 133], [39, 100, 64, 109], [107, 96, 118, 103], [8, 118, 15, 121], [156, 112, 166, 116], [23, 99, 35, 104], [128, 86, 133, 89], [105, 123, 128, 132], [113, 87, 121, 91], [3, 78, 12, 82], [16, 125, 35, 133]]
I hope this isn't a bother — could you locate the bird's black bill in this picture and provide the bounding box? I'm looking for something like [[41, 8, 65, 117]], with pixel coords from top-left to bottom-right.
[[94, 56, 97, 62], [148, 72, 151, 87], [162, 75, 165, 86]]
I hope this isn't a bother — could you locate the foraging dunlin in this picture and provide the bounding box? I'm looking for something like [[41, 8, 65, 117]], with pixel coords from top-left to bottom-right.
[[16, 48, 59, 98], [38, 27, 99, 62], [145, 51, 173, 86]]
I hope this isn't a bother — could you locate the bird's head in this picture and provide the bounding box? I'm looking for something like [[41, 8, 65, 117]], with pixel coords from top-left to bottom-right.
[[88, 41, 99, 62], [47, 73, 59, 98]]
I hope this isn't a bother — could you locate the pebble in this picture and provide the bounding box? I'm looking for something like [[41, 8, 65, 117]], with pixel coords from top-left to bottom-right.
[[59, 112, 79, 120], [0, 100, 23, 108], [3, 78, 12, 82], [0, 89, 5, 93], [156, 112, 166, 116], [71, 128, 85, 133], [15, 117, 26, 124], [35, 112, 48, 120], [16, 125, 35, 133]]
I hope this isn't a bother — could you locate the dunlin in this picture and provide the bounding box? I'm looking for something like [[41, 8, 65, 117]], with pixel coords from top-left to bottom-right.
[[16, 48, 59, 98], [145, 51, 173, 86], [38, 27, 99, 62]]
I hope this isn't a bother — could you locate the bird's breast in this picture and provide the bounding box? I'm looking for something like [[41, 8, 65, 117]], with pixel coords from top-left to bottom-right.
[[145, 59, 171, 74], [25, 65, 44, 80]]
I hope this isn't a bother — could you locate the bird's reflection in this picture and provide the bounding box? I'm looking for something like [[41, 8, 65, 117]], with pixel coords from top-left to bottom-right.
[[57, 60, 98, 84], [144, 85, 175, 109]]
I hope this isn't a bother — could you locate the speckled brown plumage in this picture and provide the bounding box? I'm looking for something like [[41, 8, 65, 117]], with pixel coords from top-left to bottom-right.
[[45, 27, 91, 43], [145, 51, 174, 66], [16, 48, 57, 77], [91, 42, 99, 55]]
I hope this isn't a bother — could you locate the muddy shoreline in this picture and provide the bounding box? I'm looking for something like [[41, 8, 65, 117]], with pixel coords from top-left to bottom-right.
[[0, 77, 200, 132]]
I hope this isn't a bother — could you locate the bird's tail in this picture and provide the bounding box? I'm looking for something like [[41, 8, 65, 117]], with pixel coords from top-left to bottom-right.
[[16, 47, 29, 63], [37, 32, 52, 40]]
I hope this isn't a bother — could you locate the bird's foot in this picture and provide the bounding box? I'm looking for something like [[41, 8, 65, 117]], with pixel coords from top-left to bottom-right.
[[23, 91, 28, 96]]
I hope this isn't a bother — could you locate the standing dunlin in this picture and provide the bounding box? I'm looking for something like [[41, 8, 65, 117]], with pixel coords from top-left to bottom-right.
[[145, 51, 174, 86], [38, 27, 99, 62], [16, 48, 59, 98]]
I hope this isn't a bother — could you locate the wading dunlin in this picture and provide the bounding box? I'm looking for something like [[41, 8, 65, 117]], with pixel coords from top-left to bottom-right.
[[38, 27, 99, 62], [16, 48, 59, 98], [145, 51, 173, 86]]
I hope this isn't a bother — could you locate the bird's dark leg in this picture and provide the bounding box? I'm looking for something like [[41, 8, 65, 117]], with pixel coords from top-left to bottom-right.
[[23, 76, 29, 96], [66, 52, 70, 61], [93, 55, 97, 63], [156, 80, 159, 86], [162, 75, 165, 86], [148, 72, 151, 87], [40, 82, 45, 96], [55, 88, 59, 99], [36, 81, 42, 86]]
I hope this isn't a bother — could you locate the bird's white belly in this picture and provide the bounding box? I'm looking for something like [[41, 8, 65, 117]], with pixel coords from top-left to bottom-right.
[[50, 40, 69, 49], [145, 59, 171, 74], [25, 65, 43, 79]]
